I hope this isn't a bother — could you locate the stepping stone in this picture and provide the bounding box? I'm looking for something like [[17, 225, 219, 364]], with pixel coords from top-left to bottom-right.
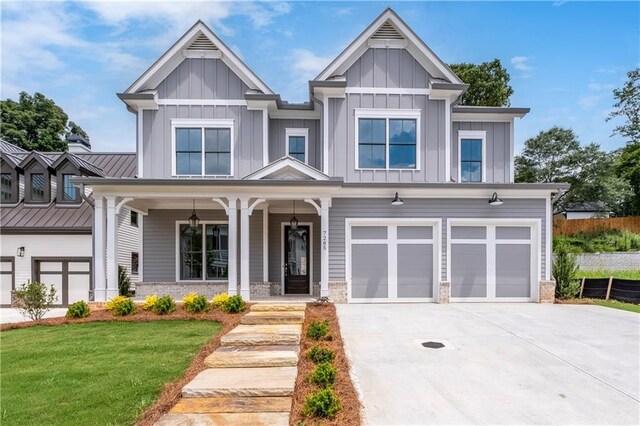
[[205, 349, 298, 368], [155, 412, 289, 426], [241, 311, 304, 325], [182, 367, 297, 398], [171, 396, 292, 414], [215, 345, 299, 353], [250, 303, 306, 312], [221, 324, 301, 346]]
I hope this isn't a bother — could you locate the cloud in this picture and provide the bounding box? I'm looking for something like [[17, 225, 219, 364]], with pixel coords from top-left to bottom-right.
[[510, 56, 533, 78], [579, 95, 600, 109], [553, 1, 568, 6], [279, 48, 333, 102], [587, 80, 616, 92]]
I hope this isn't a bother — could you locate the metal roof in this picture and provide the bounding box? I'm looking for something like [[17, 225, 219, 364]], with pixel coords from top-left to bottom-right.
[[0, 139, 28, 154]]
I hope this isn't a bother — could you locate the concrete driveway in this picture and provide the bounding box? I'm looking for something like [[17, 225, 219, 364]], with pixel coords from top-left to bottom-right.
[[0, 308, 67, 324], [337, 304, 640, 425]]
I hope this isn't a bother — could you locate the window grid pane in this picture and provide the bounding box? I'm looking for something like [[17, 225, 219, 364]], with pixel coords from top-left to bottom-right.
[[180, 224, 203, 280], [1, 173, 12, 201], [460, 138, 482, 182], [206, 224, 229, 279], [62, 174, 76, 201], [358, 118, 386, 169], [288, 136, 306, 162], [204, 128, 231, 175], [31, 174, 45, 201], [389, 119, 416, 168], [176, 128, 202, 175]]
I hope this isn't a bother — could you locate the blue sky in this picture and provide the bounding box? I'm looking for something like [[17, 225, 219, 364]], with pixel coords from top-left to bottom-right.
[[1, 1, 638, 153]]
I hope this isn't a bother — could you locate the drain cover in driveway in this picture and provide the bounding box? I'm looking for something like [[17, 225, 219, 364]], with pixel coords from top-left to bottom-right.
[[421, 341, 445, 349]]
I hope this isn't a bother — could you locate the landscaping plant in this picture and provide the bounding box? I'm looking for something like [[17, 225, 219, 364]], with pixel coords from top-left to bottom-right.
[[105, 295, 137, 316], [152, 295, 177, 315], [66, 300, 90, 318], [307, 345, 335, 364], [553, 243, 581, 299], [309, 362, 337, 388], [220, 295, 246, 313], [183, 292, 210, 314], [142, 294, 158, 311], [302, 388, 341, 419], [12, 280, 58, 321], [118, 265, 131, 296], [211, 292, 230, 308], [307, 320, 330, 340]]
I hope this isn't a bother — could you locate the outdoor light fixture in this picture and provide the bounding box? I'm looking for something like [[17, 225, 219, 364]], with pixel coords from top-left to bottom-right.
[[188, 199, 200, 228], [391, 192, 404, 206], [488, 192, 504, 206], [290, 200, 299, 230], [17, 246, 25, 257]]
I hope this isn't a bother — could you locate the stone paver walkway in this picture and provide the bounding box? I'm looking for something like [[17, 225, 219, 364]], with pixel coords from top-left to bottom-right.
[[156, 303, 306, 426]]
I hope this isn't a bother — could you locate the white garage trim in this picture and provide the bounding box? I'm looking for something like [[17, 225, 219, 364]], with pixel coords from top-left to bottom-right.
[[447, 218, 541, 302], [346, 218, 442, 303]]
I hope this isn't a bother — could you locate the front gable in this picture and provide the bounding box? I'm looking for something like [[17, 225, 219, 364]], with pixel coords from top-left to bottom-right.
[[243, 156, 330, 181]]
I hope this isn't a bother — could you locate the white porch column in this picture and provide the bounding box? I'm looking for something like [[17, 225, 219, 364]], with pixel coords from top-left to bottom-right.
[[105, 196, 119, 299], [93, 196, 106, 301], [320, 198, 330, 298], [227, 197, 238, 296], [240, 197, 251, 300]]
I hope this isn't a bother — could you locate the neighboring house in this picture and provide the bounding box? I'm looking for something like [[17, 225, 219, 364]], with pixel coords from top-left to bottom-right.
[[78, 8, 569, 304], [563, 202, 610, 219], [0, 139, 140, 306]]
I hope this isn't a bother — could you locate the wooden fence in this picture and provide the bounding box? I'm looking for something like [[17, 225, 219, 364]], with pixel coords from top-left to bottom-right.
[[553, 216, 640, 236]]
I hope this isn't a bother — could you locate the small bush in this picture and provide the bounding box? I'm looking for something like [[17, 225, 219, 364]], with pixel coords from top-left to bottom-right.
[[118, 265, 131, 296], [302, 388, 341, 418], [307, 345, 335, 364], [142, 294, 158, 311], [220, 295, 246, 313], [66, 300, 90, 318], [12, 280, 58, 321], [307, 320, 330, 340], [553, 243, 580, 299], [309, 362, 337, 388], [183, 292, 210, 314], [106, 296, 137, 316], [211, 292, 230, 308], [152, 295, 176, 315]]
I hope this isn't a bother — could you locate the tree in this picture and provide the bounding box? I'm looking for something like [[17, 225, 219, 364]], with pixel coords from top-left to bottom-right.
[[449, 59, 514, 107], [616, 142, 640, 214], [515, 127, 582, 183], [0, 92, 89, 152], [12, 281, 58, 321], [607, 68, 640, 143]]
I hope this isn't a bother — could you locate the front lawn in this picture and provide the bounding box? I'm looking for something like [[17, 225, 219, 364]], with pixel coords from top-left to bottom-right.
[[0, 321, 221, 425], [591, 299, 640, 313], [577, 269, 640, 280]]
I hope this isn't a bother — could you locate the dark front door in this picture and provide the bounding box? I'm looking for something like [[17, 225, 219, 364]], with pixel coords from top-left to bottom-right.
[[284, 225, 310, 294]]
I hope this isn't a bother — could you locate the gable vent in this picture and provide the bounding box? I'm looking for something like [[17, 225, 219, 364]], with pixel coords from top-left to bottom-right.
[[188, 33, 218, 51], [371, 21, 404, 40]]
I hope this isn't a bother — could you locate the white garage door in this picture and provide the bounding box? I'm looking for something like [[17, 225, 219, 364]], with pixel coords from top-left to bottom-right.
[[449, 221, 539, 302], [1, 257, 14, 307], [35, 258, 92, 306], [347, 220, 440, 303]]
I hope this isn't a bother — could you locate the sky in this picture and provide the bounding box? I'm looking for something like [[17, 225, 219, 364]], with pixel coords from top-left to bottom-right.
[[1, 1, 638, 154]]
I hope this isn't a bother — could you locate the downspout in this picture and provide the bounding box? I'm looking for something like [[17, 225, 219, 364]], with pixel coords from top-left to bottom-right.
[[310, 91, 325, 173]]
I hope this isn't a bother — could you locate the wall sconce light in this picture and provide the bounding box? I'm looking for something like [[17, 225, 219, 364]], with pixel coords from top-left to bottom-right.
[[17, 246, 25, 257], [391, 192, 404, 206], [488, 192, 504, 206]]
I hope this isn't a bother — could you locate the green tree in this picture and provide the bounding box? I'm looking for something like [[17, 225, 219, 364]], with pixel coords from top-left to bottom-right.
[[515, 127, 582, 183], [607, 68, 640, 143], [0, 92, 89, 152], [449, 59, 514, 106], [616, 142, 640, 214]]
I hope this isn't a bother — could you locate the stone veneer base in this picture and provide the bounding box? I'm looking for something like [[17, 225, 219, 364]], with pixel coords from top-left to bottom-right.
[[539, 280, 556, 303], [438, 281, 451, 304]]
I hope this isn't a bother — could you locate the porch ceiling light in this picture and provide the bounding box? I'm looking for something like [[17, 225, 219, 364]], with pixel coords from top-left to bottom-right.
[[188, 199, 200, 228], [290, 200, 298, 230], [489, 192, 504, 206], [391, 192, 404, 206]]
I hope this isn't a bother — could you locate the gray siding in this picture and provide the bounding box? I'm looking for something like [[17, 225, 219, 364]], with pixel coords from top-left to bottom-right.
[[117, 208, 141, 282], [156, 58, 249, 99], [268, 213, 320, 285], [345, 48, 429, 88], [268, 119, 322, 169], [329, 198, 547, 281], [452, 121, 511, 183]]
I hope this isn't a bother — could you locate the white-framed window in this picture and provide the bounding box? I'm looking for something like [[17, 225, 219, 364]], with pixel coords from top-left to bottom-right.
[[285, 128, 309, 163], [175, 221, 229, 281], [354, 109, 421, 170], [171, 119, 234, 177], [458, 130, 486, 183]]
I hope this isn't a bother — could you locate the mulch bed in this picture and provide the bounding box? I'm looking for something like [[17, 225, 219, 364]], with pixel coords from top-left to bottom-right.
[[290, 303, 362, 426]]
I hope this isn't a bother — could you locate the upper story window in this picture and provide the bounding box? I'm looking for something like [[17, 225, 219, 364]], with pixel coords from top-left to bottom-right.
[[172, 119, 234, 177], [31, 173, 45, 202], [1, 173, 13, 202], [458, 130, 486, 183], [355, 109, 420, 170], [285, 128, 309, 163], [62, 174, 77, 201], [131, 211, 139, 227]]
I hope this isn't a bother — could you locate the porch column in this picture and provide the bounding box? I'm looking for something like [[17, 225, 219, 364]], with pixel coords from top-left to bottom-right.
[[93, 196, 106, 301], [105, 195, 119, 299], [227, 197, 238, 296], [240, 197, 251, 300], [320, 198, 330, 298]]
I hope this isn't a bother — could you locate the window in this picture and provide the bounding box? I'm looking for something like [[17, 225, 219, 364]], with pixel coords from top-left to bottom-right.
[[458, 131, 486, 183], [1, 173, 12, 201], [130, 211, 138, 227], [178, 223, 228, 280], [62, 174, 77, 201], [285, 128, 309, 163], [355, 109, 420, 170], [31, 173, 45, 202], [131, 252, 139, 274], [172, 119, 234, 176]]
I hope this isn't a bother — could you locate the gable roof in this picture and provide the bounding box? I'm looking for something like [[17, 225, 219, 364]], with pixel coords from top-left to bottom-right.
[[564, 202, 609, 213], [125, 20, 273, 95], [1, 139, 28, 155], [50, 152, 104, 177], [243, 156, 331, 181], [315, 8, 463, 84], [19, 151, 55, 170]]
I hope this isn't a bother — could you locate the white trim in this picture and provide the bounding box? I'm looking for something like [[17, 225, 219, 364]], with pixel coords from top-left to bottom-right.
[[227, 198, 238, 295], [262, 108, 269, 166], [367, 38, 408, 49], [174, 220, 229, 283], [546, 195, 552, 281], [285, 128, 309, 164], [345, 87, 429, 95], [93, 197, 106, 301], [137, 111, 144, 178], [322, 94, 329, 175], [262, 204, 269, 282], [138, 214, 144, 282], [171, 118, 234, 178], [452, 113, 523, 122], [354, 108, 421, 171], [445, 99, 451, 181], [115, 197, 134, 215], [240, 198, 250, 300], [345, 218, 441, 303], [509, 117, 515, 182], [158, 99, 247, 106], [105, 196, 118, 299], [243, 157, 330, 181], [211, 198, 229, 215], [280, 222, 314, 296], [248, 198, 266, 215], [182, 49, 222, 59], [457, 130, 487, 183]]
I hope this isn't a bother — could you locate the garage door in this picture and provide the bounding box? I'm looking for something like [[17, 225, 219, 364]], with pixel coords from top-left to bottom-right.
[[34, 258, 92, 306], [347, 220, 440, 302], [1, 257, 14, 307], [449, 221, 538, 302]]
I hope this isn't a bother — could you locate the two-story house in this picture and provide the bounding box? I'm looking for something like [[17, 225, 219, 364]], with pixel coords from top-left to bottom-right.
[[79, 8, 568, 304]]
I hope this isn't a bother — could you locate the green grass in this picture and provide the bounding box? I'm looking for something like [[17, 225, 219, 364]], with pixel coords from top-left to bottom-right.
[[580, 298, 640, 313], [577, 270, 640, 280], [554, 229, 640, 253], [0, 320, 221, 425]]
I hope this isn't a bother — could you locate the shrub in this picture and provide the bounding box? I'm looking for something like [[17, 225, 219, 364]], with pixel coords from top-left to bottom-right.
[[307, 345, 335, 364], [12, 281, 58, 321], [118, 265, 131, 296], [152, 295, 176, 315], [183, 292, 210, 314], [309, 362, 337, 388], [220, 295, 246, 314], [553, 243, 580, 299], [307, 320, 330, 340], [142, 294, 158, 311], [66, 300, 90, 318], [106, 296, 137, 316], [302, 388, 341, 418], [211, 292, 230, 308]]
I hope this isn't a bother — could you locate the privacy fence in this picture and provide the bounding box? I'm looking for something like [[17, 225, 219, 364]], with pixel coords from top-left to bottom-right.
[[554, 216, 640, 236], [579, 277, 640, 303]]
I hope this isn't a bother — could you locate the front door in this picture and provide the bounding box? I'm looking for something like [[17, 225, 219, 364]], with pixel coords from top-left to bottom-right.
[[284, 225, 310, 294]]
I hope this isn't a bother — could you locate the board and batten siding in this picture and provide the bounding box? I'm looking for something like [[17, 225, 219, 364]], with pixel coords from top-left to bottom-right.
[[268, 214, 320, 285], [452, 121, 512, 183], [328, 198, 547, 282], [345, 48, 429, 88], [117, 208, 141, 282], [268, 119, 321, 170]]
